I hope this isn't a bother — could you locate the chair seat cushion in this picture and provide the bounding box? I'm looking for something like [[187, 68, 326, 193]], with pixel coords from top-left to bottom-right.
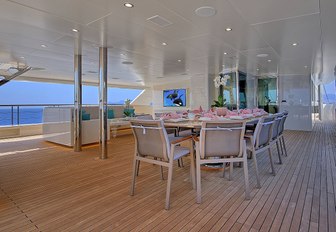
[[173, 146, 190, 160]]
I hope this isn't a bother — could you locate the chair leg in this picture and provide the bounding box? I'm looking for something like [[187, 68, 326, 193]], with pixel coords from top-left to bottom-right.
[[165, 161, 173, 210], [136, 160, 140, 176], [130, 158, 138, 196], [281, 137, 288, 156], [180, 158, 184, 167], [196, 157, 202, 204], [222, 162, 226, 178], [177, 159, 181, 167], [189, 143, 196, 190], [243, 156, 251, 200], [268, 147, 276, 176], [252, 151, 261, 188], [160, 165, 164, 180], [276, 141, 282, 164], [229, 159, 233, 181]]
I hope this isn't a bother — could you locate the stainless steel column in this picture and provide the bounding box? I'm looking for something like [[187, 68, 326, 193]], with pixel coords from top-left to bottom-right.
[[74, 54, 82, 152], [99, 47, 108, 159], [235, 69, 240, 110]]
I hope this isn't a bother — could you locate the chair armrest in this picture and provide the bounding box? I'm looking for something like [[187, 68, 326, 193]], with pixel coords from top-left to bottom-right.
[[170, 135, 193, 145]]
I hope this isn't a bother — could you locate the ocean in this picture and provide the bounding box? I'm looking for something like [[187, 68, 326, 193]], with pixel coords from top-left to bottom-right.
[[0, 107, 43, 126]]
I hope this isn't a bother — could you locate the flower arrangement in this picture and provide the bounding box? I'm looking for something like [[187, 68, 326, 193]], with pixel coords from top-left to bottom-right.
[[214, 74, 230, 88]]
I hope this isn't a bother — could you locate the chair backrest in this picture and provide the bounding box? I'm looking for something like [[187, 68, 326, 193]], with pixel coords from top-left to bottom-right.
[[199, 121, 246, 159], [278, 114, 288, 135], [135, 114, 153, 120], [272, 116, 282, 140], [254, 116, 274, 148], [130, 120, 170, 161]]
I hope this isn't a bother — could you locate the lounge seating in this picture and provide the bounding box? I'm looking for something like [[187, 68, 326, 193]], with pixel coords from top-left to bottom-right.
[[130, 119, 195, 210], [194, 121, 250, 203]]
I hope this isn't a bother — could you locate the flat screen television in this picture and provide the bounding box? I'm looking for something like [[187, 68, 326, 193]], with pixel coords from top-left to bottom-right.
[[163, 89, 187, 107]]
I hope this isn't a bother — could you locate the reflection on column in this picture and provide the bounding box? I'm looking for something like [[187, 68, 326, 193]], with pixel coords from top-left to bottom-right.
[[74, 53, 82, 152], [99, 47, 108, 159]]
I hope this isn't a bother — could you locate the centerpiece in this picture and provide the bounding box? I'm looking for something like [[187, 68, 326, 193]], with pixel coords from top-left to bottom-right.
[[212, 73, 230, 116]]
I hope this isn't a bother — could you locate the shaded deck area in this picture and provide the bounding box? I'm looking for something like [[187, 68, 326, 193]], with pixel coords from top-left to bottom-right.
[[0, 121, 335, 231]]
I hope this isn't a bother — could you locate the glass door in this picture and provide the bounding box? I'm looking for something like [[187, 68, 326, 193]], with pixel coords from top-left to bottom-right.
[[257, 77, 278, 113]]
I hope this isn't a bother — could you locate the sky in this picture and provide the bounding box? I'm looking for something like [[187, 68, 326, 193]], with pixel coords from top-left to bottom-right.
[[0, 81, 143, 105], [323, 80, 336, 103]]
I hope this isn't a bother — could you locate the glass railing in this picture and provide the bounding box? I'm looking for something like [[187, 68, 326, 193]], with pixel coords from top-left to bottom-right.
[[0, 104, 74, 126], [0, 104, 125, 126]]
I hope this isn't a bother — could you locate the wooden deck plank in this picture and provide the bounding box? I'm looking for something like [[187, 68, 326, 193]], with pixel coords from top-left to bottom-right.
[[0, 121, 335, 231]]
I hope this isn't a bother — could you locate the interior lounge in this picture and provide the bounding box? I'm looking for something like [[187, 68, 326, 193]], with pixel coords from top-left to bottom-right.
[[0, 0, 335, 231]]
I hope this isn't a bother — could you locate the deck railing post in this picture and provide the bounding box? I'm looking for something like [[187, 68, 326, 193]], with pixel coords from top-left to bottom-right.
[[17, 106, 19, 125], [11, 106, 14, 125], [99, 47, 108, 159]]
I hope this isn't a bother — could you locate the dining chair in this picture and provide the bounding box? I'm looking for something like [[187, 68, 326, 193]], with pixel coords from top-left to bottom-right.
[[194, 121, 250, 204], [277, 112, 288, 156], [269, 115, 283, 164], [130, 119, 195, 210], [245, 116, 275, 188]]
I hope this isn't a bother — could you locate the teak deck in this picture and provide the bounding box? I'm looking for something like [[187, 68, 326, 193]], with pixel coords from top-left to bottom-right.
[[0, 121, 335, 231]]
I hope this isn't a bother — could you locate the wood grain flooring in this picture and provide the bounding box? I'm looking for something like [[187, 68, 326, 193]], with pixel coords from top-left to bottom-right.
[[0, 121, 335, 231]]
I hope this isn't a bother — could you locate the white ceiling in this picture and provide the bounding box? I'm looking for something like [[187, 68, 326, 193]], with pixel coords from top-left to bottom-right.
[[0, 0, 334, 87]]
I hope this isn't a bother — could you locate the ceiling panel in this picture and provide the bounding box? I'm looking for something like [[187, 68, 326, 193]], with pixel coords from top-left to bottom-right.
[[229, 0, 319, 25], [8, 0, 116, 25], [252, 14, 320, 63], [157, 0, 269, 51]]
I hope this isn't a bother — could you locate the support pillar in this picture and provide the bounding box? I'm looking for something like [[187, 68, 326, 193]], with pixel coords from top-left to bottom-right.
[[74, 54, 82, 152], [99, 47, 108, 159]]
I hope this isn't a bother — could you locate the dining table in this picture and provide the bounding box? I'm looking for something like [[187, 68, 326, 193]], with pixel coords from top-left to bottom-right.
[[163, 116, 262, 134]]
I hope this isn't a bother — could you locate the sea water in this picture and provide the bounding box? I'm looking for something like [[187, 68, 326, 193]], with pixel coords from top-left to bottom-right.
[[0, 107, 43, 126]]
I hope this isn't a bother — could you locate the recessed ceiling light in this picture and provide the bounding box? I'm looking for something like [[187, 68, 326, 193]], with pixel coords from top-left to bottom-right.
[[41, 44, 47, 48], [178, 59, 182, 62], [124, 3, 134, 8], [292, 43, 298, 46], [120, 53, 126, 56], [162, 42, 167, 46], [222, 65, 225, 67], [304, 65, 308, 69], [195, 6, 217, 17], [257, 68, 260, 71], [257, 53, 269, 58], [20, 56, 25, 59], [267, 59, 272, 62], [225, 27, 232, 32], [122, 61, 133, 65], [224, 52, 227, 55], [72, 28, 79, 32]]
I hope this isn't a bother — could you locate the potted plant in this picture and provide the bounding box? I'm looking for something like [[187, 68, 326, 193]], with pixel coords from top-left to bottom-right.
[[124, 99, 135, 117], [212, 73, 231, 116]]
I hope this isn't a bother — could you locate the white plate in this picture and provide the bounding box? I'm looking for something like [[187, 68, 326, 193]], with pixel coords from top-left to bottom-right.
[[229, 116, 244, 120], [199, 117, 212, 121], [166, 118, 188, 122]]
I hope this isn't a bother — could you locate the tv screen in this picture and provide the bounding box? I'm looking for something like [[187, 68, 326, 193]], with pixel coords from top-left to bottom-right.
[[163, 89, 187, 107]]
